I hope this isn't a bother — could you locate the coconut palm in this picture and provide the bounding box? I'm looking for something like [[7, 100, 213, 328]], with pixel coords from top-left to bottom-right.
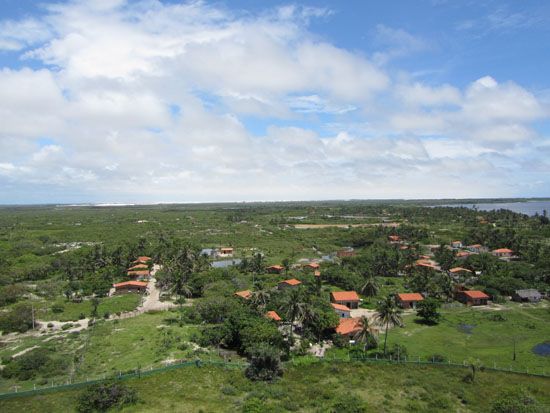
[[250, 289, 271, 310], [353, 316, 378, 351], [375, 295, 403, 356], [360, 273, 380, 297], [279, 289, 306, 346]]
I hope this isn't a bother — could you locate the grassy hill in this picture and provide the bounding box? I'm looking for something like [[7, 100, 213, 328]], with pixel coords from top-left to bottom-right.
[[1, 362, 549, 412]]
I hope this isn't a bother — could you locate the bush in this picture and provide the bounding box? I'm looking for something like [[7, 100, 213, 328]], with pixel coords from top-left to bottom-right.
[[76, 381, 138, 412], [103, 312, 110, 319], [61, 323, 74, 331], [428, 354, 447, 363], [51, 303, 65, 314], [490, 388, 541, 413], [78, 312, 86, 320], [0, 303, 34, 333], [245, 345, 283, 381], [1, 348, 67, 380], [330, 394, 367, 412]]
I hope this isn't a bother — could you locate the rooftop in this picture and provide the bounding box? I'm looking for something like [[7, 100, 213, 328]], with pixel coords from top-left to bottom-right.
[[397, 293, 423, 302], [331, 291, 360, 302]]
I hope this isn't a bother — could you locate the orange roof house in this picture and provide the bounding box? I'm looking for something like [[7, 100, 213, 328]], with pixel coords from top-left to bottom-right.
[[113, 281, 148, 293], [265, 311, 282, 322], [127, 270, 151, 279], [396, 293, 424, 309], [267, 265, 284, 274], [331, 291, 360, 309], [133, 256, 151, 264], [456, 290, 489, 306], [388, 235, 401, 243], [449, 267, 472, 274], [314, 270, 321, 277], [234, 290, 252, 299], [335, 318, 362, 336], [304, 262, 320, 269], [278, 279, 302, 290], [331, 303, 351, 318], [456, 251, 471, 259], [492, 248, 514, 258]]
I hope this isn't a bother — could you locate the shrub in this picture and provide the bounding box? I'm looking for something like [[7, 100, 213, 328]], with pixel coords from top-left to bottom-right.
[[428, 354, 447, 363], [103, 312, 110, 319], [1, 348, 67, 380], [79, 312, 86, 320], [51, 303, 65, 314], [0, 303, 34, 333], [76, 381, 138, 412], [47, 322, 54, 328], [245, 345, 283, 381], [490, 388, 541, 413], [61, 323, 74, 331], [330, 394, 367, 412]]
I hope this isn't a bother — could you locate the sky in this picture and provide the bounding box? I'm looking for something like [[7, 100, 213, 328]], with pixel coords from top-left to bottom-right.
[[0, 0, 549, 204]]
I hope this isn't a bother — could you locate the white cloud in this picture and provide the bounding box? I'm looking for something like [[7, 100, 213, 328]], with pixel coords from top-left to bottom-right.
[[0, 1, 548, 202]]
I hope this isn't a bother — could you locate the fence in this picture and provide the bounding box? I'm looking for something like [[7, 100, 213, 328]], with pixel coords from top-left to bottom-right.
[[1, 353, 548, 401]]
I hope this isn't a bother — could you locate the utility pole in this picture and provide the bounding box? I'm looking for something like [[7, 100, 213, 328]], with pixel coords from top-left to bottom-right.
[[32, 304, 35, 330]]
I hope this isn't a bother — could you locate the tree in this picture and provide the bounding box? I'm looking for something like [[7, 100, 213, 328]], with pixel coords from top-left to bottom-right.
[[434, 244, 455, 271], [353, 316, 378, 351], [279, 288, 306, 346], [416, 297, 441, 325], [90, 297, 100, 318], [360, 273, 379, 297], [375, 295, 403, 356], [250, 288, 270, 310], [465, 357, 483, 383], [0, 303, 35, 333], [244, 345, 283, 381]]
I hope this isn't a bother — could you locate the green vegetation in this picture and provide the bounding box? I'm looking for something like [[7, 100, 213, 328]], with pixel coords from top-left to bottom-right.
[[1, 363, 549, 412]]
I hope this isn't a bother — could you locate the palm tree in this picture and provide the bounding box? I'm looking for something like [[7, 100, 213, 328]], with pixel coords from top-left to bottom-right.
[[250, 289, 271, 310], [375, 295, 403, 356], [360, 273, 380, 297], [279, 289, 306, 346], [353, 316, 378, 351]]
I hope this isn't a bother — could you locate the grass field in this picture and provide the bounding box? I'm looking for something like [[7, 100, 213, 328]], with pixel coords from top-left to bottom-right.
[[0, 362, 549, 412]]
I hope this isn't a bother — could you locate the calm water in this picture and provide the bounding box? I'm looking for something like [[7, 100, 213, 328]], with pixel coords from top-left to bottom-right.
[[441, 201, 550, 217]]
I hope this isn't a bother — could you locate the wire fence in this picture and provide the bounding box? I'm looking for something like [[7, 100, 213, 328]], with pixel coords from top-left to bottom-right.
[[1, 353, 548, 401]]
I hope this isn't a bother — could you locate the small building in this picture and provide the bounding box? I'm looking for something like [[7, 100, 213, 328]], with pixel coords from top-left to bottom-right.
[[218, 247, 234, 257], [456, 290, 489, 306], [396, 293, 424, 309], [331, 303, 351, 318], [335, 317, 362, 336], [265, 311, 282, 322], [456, 251, 471, 260], [331, 291, 360, 309], [512, 289, 542, 303], [278, 279, 302, 290], [449, 267, 472, 275], [127, 270, 151, 280], [133, 256, 152, 265], [388, 235, 401, 243], [415, 259, 439, 271], [466, 244, 484, 254], [314, 270, 321, 277], [304, 262, 320, 270], [200, 248, 216, 257], [451, 240, 463, 249], [234, 290, 252, 300], [492, 248, 514, 258], [267, 265, 284, 274], [113, 281, 148, 294]]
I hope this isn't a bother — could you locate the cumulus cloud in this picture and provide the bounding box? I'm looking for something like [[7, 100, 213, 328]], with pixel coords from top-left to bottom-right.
[[0, 0, 548, 202]]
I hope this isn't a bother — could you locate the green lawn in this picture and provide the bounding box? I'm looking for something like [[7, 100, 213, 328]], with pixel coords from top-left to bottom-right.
[[35, 294, 142, 322], [1, 362, 549, 412], [383, 304, 550, 373]]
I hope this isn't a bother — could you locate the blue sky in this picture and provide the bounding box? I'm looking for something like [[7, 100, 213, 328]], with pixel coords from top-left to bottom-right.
[[0, 0, 549, 203]]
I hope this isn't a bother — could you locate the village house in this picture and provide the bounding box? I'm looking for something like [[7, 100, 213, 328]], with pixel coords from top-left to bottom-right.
[[266, 265, 284, 274], [234, 290, 252, 300], [388, 235, 401, 243], [335, 317, 362, 337], [466, 244, 485, 254], [265, 311, 282, 322], [304, 262, 320, 270], [396, 293, 424, 309], [314, 270, 321, 277], [512, 289, 542, 303], [449, 267, 472, 275], [127, 270, 151, 280], [450, 240, 463, 249], [113, 281, 148, 294], [331, 291, 360, 309], [456, 251, 471, 260], [492, 248, 514, 259], [278, 279, 302, 290], [456, 290, 489, 306], [331, 303, 351, 318], [218, 247, 234, 257], [133, 256, 151, 265], [415, 259, 440, 271]]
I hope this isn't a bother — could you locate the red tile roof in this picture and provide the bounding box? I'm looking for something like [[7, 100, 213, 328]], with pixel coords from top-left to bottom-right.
[[449, 267, 472, 273], [280, 278, 302, 286], [331, 291, 360, 302], [456, 251, 471, 257], [267, 265, 284, 271], [397, 293, 423, 302], [331, 303, 351, 312], [265, 311, 282, 321], [305, 263, 320, 269], [234, 290, 252, 299], [314, 270, 321, 277], [388, 235, 401, 241], [113, 281, 148, 288], [335, 318, 362, 335], [493, 248, 513, 254], [133, 256, 151, 263], [462, 290, 489, 299]]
